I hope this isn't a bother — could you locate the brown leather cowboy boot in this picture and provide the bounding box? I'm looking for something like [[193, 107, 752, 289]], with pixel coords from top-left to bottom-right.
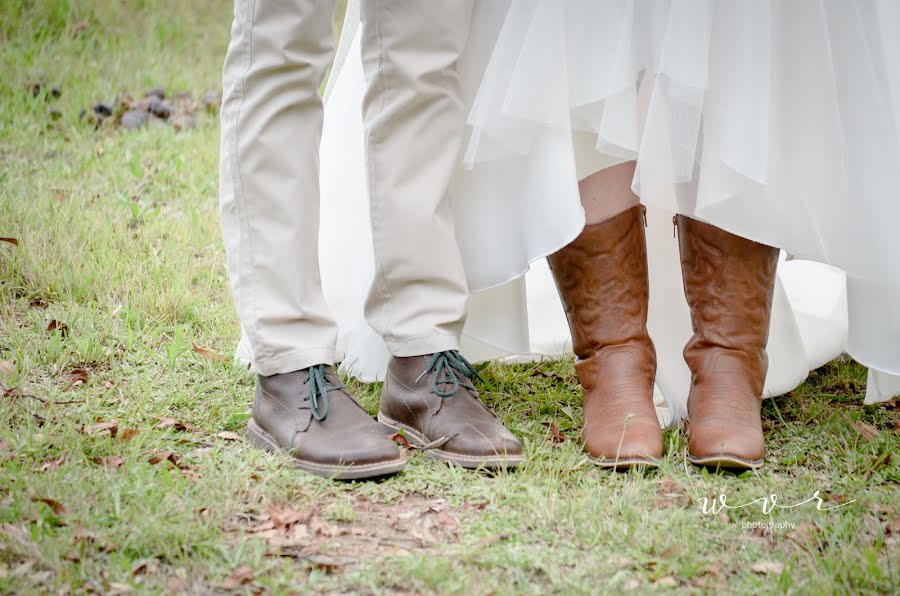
[[676, 216, 779, 469], [247, 364, 406, 479], [547, 205, 663, 468], [378, 351, 524, 469]]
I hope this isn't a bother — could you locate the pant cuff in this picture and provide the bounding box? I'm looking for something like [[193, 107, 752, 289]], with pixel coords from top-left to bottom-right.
[[383, 334, 460, 358], [245, 347, 337, 377]]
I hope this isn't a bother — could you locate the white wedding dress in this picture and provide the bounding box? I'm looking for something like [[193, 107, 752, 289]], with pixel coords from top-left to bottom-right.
[[308, 0, 900, 425]]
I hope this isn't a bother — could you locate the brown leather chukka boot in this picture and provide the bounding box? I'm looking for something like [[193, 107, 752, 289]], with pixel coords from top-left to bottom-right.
[[248, 364, 406, 480], [378, 351, 523, 470]]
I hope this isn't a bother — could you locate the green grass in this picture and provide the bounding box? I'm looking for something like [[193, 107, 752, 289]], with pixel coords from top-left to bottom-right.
[[1, 1, 898, 593]]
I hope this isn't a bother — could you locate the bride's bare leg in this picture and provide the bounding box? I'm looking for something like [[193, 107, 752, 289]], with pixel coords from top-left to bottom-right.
[[578, 161, 640, 224], [547, 159, 662, 468]]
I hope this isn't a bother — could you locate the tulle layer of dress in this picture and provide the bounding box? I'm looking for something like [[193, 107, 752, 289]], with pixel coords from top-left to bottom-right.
[[465, 0, 900, 378]]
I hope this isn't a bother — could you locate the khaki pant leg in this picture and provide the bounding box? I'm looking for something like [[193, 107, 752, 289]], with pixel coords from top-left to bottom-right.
[[220, 0, 338, 375], [360, 0, 475, 356]]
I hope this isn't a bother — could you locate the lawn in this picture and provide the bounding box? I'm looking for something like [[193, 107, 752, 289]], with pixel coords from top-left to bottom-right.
[[0, 1, 898, 593]]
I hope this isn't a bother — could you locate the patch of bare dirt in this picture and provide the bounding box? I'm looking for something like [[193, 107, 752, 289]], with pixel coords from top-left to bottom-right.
[[227, 494, 463, 572]]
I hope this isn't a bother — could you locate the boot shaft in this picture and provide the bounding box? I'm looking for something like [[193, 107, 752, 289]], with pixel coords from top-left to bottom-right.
[[547, 205, 653, 362], [676, 216, 779, 395]]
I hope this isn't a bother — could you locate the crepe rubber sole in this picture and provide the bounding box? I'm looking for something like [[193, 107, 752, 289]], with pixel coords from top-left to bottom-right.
[[247, 420, 407, 480], [377, 411, 524, 470]]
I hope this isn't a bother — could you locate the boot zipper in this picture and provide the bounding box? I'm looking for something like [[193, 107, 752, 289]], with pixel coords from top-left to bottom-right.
[[673, 215, 678, 239], [641, 204, 648, 227]]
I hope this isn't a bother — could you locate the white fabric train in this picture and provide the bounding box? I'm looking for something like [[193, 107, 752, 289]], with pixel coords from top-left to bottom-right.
[[318, 0, 900, 425]]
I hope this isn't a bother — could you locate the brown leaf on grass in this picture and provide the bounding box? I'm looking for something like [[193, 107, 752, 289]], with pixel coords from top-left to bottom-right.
[[221, 566, 254, 590], [89, 456, 125, 469], [131, 558, 155, 576], [72, 523, 96, 545], [81, 421, 118, 437], [846, 416, 880, 442], [0, 360, 13, 376], [46, 320, 69, 336], [192, 344, 225, 363], [32, 496, 66, 516], [148, 451, 179, 466], [389, 432, 411, 449], [654, 576, 678, 587], [39, 455, 66, 471], [29, 299, 49, 309], [156, 416, 195, 432], [267, 503, 310, 530], [750, 560, 784, 575], [541, 421, 566, 443], [307, 556, 341, 574], [216, 431, 243, 441], [117, 428, 139, 442], [0, 237, 19, 246], [61, 368, 89, 392], [3, 387, 23, 398], [166, 576, 189, 592]]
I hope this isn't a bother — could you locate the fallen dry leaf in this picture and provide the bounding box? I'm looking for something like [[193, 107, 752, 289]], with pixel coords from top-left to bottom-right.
[[166, 577, 189, 592], [541, 422, 566, 444], [131, 558, 155, 576], [72, 523, 96, 545], [192, 344, 224, 363], [654, 576, 678, 587], [32, 496, 66, 516], [156, 416, 194, 432], [0, 360, 13, 376], [81, 421, 118, 437], [267, 503, 309, 530], [221, 566, 254, 590], [89, 456, 125, 469], [148, 451, 188, 470], [0, 237, 18, 246], [750, 560, 784, 575], [39, 455, 66, 471], [389, 432, 411, 449], [216, 431, 243, 441], [3, 387, 23, 398], [117, 428, 139, 442], [46, 320, 69, 336], [61, 368, 89, 392], [307, 556, 341, 574], [846, 416, 880, 442]]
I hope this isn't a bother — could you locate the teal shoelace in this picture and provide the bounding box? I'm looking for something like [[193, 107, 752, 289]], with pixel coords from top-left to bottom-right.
[[415, 350, 482, 398], [304, 364, 344, 421]]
